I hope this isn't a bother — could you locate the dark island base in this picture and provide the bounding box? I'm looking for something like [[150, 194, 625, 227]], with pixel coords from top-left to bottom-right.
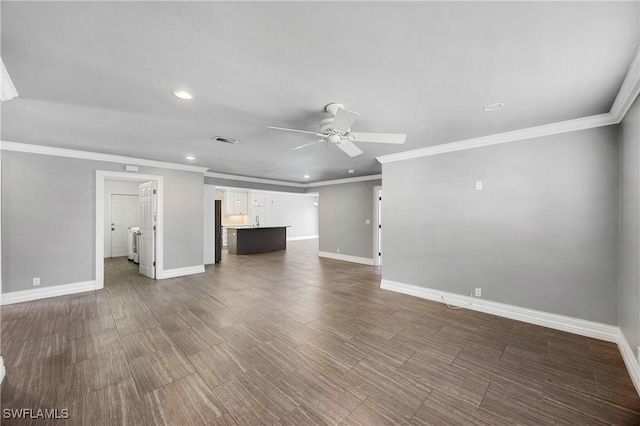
[[226, 226, 287, 255]]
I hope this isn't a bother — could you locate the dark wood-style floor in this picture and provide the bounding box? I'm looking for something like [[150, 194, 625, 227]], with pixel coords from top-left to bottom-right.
[[1, 240, 639, 425]]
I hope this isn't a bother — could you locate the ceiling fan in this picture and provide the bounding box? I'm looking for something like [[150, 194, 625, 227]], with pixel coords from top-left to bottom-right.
[[267, 103, 406, 157]]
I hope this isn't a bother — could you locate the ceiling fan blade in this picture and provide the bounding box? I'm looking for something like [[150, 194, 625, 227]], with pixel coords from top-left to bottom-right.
[[335, 139, 363, 157], [291, 140, 325, 151], [331, 108, 360, 133], [348, 132, 407, 144], [267, 126, 323, 136]]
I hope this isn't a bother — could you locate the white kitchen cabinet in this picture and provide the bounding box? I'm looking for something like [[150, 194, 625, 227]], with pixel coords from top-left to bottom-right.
[[224, 191, 248, 215]]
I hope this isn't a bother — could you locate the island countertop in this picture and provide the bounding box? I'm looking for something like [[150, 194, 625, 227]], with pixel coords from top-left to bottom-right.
[[225, 226, 290, 230], [226, 226, 289, 255]]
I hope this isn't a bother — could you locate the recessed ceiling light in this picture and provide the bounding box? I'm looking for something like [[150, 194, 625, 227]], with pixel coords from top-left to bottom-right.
[[348, 169, 355, 174], [172, 89, 194, 100], [483, 102, 504, 112], [185, 155, 195, 160], [304, 174, 310, 179]]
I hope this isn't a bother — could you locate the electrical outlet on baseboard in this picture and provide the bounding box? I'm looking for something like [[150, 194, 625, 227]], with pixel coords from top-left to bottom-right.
[[33, 277, 40, 286], [336, 248, 340, 253]]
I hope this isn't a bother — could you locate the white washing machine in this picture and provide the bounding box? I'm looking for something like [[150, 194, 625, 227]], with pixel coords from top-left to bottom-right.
[[128, 227, 141, 263]]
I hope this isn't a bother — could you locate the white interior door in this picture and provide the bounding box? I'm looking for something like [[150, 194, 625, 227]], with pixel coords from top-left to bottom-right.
[[373, 186, 382, 266], [139, 181, 156, 278], [378, 188, 382, 266], [110, 194, 140, 257]]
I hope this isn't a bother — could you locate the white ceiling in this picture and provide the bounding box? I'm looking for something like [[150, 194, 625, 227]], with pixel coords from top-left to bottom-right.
[[1, 1, 638, 183]]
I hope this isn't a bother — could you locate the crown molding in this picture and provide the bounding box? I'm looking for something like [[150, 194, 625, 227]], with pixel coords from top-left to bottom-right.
[[305, 174, 382, 187], [0, 141, 209, 173], [204, 172, 306, 188], [610, 46, 640, 122], [377, 113, 617, 164], [211, 185, 319, 197], [378, 44, 640, 165], [206, 171, 382, 188]]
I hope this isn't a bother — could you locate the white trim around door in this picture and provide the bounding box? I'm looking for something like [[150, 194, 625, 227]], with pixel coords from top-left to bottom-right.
[[373, 186, 382, 267], [96, 171, 164, 290]]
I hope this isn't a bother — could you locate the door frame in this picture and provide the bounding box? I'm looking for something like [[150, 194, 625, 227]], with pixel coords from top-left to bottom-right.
[[373, 185, 382, 266], [108, 193, 139, 258], [96, 171, 164, 290]]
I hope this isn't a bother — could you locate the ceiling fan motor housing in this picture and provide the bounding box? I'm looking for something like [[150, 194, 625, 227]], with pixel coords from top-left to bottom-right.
[[324, 102, 346, 116], [319, 118, 335, 134]]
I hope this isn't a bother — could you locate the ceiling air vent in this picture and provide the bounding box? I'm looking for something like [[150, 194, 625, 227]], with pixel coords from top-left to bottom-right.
[[212, 136, 240, 145]]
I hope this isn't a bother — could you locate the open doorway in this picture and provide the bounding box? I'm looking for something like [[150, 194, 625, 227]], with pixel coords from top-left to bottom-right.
[[105, 183, 140, 258], [95, 171, 164, 289]]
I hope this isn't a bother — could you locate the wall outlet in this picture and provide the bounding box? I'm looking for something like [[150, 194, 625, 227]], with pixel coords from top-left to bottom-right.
[[476, 181, 483, 190], [365, 219, 371, 224], [336, 248, 340, 253], [33, 277, 40, 286], [474, 287, 482, 297]]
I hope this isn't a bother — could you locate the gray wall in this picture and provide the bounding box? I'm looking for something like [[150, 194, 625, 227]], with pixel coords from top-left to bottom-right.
[[1, 150, 204, 293], [204, 176, 305, 193], [260, 192, 318, 238], [382, 126, 620, 325], [313, 180, 381, 259], [619, 96, 640, 352]]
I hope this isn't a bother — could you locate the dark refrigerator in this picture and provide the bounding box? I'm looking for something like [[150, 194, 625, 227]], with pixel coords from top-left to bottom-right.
[[215, 200, 222, 263]]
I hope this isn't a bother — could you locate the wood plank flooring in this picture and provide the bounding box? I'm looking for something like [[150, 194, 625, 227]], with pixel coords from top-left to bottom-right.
[[1, 240, 639, 425]]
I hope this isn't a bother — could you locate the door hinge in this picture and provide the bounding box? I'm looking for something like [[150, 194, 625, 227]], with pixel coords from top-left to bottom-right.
[[153, 261, 156, 266], [379, 197, 382, 201], [153, 225, 156, 231], [378, 224, 382, 229], [378, 252, 381, 256], [153, 189, 157, 194]]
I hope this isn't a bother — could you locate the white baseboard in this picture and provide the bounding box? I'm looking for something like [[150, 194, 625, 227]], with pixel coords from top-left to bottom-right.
[[0, 357, 5, 385], [617, 331, 640, 397], [380, 279, 620, 342], [318, 251, 374, 266], [380, 279, 640, 397], [287, 235, 319, 241], [1, 280, 98, 305], [158, 265, 205, 279]]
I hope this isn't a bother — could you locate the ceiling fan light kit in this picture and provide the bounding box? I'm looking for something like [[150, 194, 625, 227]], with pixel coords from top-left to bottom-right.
[[268, 102, 407, 157]]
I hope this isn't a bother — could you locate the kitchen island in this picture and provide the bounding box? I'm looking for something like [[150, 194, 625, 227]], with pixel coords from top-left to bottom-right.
[[226, 226, 288, 255]]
